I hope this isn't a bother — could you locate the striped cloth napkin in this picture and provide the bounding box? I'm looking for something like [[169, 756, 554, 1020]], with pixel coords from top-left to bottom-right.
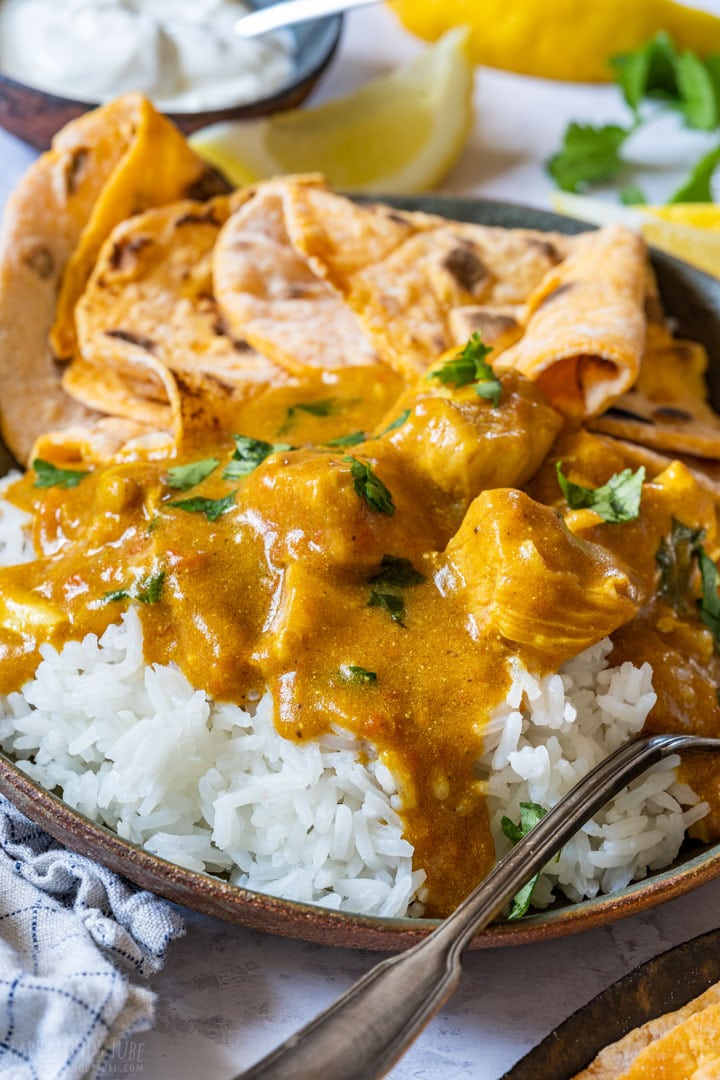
[[0, 795, 184, 1079]]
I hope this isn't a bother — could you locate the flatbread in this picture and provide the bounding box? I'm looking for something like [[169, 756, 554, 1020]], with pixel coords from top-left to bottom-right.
[[212, 177, 380, 374], [496, 225, 648, 417], [0, 93, 227, 464], [572, 982, 720, 1079], [283, 183, 569, 377], [50, 93, 229, 362], [31, 417, 173, 466], [590, 331, 720, 459], [71, 192, 291, 432]]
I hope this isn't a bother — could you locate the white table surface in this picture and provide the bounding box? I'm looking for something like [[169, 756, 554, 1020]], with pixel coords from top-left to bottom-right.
[[3, 5, 720, 1078]]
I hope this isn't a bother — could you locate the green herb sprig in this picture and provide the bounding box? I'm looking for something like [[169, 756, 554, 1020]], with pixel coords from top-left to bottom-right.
[[345, 457, 395, 515], [501, 802, 547, 920], [32, 459, 89, 490], [428, 332, 501, 406], [166, 457, 219, 491], [103, 569, 165, 605], [366, 554, 426, 627], [223, 435, 292, 479], [656, 517, 705, 615], [548, 31, 720, 201], [556, 462, 645, 523], [339, 665, 377, 686], [168, 493, 235, 522]]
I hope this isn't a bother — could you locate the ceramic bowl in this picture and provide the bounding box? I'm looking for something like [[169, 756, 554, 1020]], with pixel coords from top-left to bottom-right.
[[0, 1, 342, 149], [1, 197, 719, 952]]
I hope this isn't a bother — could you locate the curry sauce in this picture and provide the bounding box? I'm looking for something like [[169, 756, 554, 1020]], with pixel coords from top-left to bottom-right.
[[4, 362, 718, 915]]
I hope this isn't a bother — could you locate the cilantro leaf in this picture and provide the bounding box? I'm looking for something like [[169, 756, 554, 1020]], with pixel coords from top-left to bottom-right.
[[656, 517, 705, 616], [368, 554, 426, 588], [103, 569, 165, 605], [546, 122, 631, 193], [223, 435, 292, 479], [367, 589, 407, 626], [620, 184, 647, 205], [377, 409, 411, 436], [32, 458, 89, 490], [326, 430, 366, 448], [168, 493, 235, 522], [429, 332, 493, 388], [325, 409, 411, 449], [366, 554, 425, 627], [428, 334, 502, 405], [500, 803, 547, 920], [344, 457, 394, 515], [166, 457, 219, 491], [698, 546, 720, 644], [669, 142, 720, 202], [610, 31, 679, 112], [340, 664, 377, 685], [280, 398, 338, 433], [556, 462, 645, 523], [676, 50, 720, 130]]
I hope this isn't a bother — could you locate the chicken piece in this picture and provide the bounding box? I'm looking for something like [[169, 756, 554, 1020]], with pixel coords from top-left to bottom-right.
[[375, 370, 563, 538], [237, 447, 442, 576], [441, 488, 640, 669]]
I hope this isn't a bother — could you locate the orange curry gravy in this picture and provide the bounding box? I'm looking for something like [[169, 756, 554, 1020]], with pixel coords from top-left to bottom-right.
[[3, 369, 720, 915]]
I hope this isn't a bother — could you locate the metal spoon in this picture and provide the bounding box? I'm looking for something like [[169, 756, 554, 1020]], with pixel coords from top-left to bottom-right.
[[234, 732, 720, 1079], [234, 0, 380, 38]]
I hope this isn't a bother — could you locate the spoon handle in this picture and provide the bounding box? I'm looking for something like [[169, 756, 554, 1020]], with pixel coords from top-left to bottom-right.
[[234, 0, 379, 38], [236, 733, 718, 1080]]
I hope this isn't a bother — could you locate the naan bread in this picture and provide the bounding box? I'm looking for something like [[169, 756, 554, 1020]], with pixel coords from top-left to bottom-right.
[[0, 93, 227, 464], [572, 982, 720, 1079], [495, 225, 648, 417], [212, 177, 380, 373], [72, 193, 291, 434], [283, 182, 570, 379], [591, 330, 720, 459]]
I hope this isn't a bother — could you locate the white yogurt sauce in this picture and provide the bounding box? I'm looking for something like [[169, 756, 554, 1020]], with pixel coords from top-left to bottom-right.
[[0, 0, 296, 111]]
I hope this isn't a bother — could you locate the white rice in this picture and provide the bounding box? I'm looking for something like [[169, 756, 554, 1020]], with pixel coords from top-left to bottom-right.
[[0, 476, 709, 917], [481, 641, 708, 905]]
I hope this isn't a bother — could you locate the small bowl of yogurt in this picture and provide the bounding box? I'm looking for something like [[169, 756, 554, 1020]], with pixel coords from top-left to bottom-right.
[[0, 0, 342, 148]]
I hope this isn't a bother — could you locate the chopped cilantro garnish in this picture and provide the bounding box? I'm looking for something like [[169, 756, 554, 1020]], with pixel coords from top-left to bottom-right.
[[168, 493, 235, 522], [656, 517, 705, 616], [546, 122, 631, 193], [103, 569, 165, 605], [368, 554, 426, 588], [223, 435, 292, 479], [698, 546, 720, 645], [500, 802, 547, 920], [366, 554, 425, 627], [344, 457, 395, 515], [166, 457, 219, 491], [377, 409, 411, 436], [280, 398, 338, 433], [32, 458, 89, 489], [367, 589, 407, 626], [326, 430, 366, 448], [429, 332, 494, 389], [556, 462, 644, 523], [340, 664, 377, 686], [326, 409, 411, 449]]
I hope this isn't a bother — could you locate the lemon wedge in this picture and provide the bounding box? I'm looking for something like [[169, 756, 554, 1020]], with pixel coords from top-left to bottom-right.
[[552, 192, 720, 278], [189, 27, 473, 194]]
